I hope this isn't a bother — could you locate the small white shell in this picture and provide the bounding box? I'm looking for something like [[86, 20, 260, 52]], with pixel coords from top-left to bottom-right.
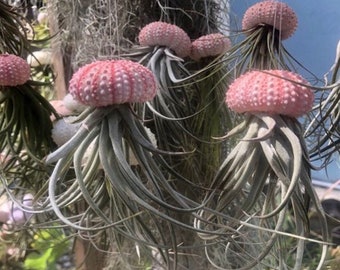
[[27, 50, 52, 67], [63, 93, 88, 113], [51, 116, 81, 146]]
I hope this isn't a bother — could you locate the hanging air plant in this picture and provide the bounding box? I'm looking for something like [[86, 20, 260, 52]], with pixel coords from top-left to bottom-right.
[[121, 21, 209, 186], [0, 2, 57, 191], [0, 53, 57, 190], [133, 22, 235, 192], [226, 0, 299, 74], [40, 59, 203, 265], [195, 69, 329, 269], [305, 41, 340, 165], [128, 22, 195, 144], [242, 0, 297, 41]]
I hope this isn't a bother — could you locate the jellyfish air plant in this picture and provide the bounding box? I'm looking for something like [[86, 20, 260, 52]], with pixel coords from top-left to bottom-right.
[[242, 0, 297, 41], [135, 21, 194, 113], [42, 59, 202, 262], [305, 41, 340, 165], [0, 53, 57, 191], [131, 21, 195, 127], [0, 1, 57, 192], [195, 70, 329, 269], [227, 0, 300, 75], [123, 21, 211, 184]]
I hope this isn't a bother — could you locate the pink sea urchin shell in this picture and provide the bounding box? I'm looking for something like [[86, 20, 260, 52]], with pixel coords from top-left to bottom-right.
[[138, 22, 191, 58], [0, 54, 30, 86], [69, 60, 157, 107], [226, 70, 314, 117], [242, 0, 298, 40], [190, 33, 231, 61]]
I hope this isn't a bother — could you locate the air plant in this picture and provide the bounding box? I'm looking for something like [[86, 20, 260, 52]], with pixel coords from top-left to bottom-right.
[[0, 53, 57, 190], [123, 21, 209, 185], [242, 0, 297, 41], [0, 1, 57, 191], [195, 69, 329, 269], [134, 21, 194, 126], [226, 0, 300, 74], [305, 41, 340, 166], [39, 59, 203, 267]]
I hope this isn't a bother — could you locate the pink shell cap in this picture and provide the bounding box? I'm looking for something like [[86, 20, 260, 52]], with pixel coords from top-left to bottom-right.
[[226, 69, 314, 117], [0, 54, 30, 86], [138, 22, 191, 58], [69, 60, 157, 107], [242, 0, 298, 40], [190, 33, 231, 61]]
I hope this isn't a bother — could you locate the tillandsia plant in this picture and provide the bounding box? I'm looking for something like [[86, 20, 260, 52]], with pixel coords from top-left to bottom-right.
[[194, 70, 329, 269], [129, 21, 235, 195], [305, 41, 340, 166], [226, 0, 300, 75], [0, 2, 57, 191], [38, 59, 205, 267], [125, 21, 207, 183]]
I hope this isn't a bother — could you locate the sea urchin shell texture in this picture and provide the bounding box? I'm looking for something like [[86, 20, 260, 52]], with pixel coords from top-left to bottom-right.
[[226, 70, 314, 117], [69, 60, 157, 107], [242, 0, 298, 40], [138, 22, 191, 58], [190, 33, 231, 61], [0, 54, 30, 86]]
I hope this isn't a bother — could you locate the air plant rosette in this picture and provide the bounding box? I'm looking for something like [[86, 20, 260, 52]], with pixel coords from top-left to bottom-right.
[[0, 53, 57, 190], [194, 69, 329, 269], [126, 21, 220, 185], [132, 22, 196, 150], [226, 0, 300, 74], [0, 1, 58, 192], [38, 59, 205, 265], [305, 40, 340, 165]]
